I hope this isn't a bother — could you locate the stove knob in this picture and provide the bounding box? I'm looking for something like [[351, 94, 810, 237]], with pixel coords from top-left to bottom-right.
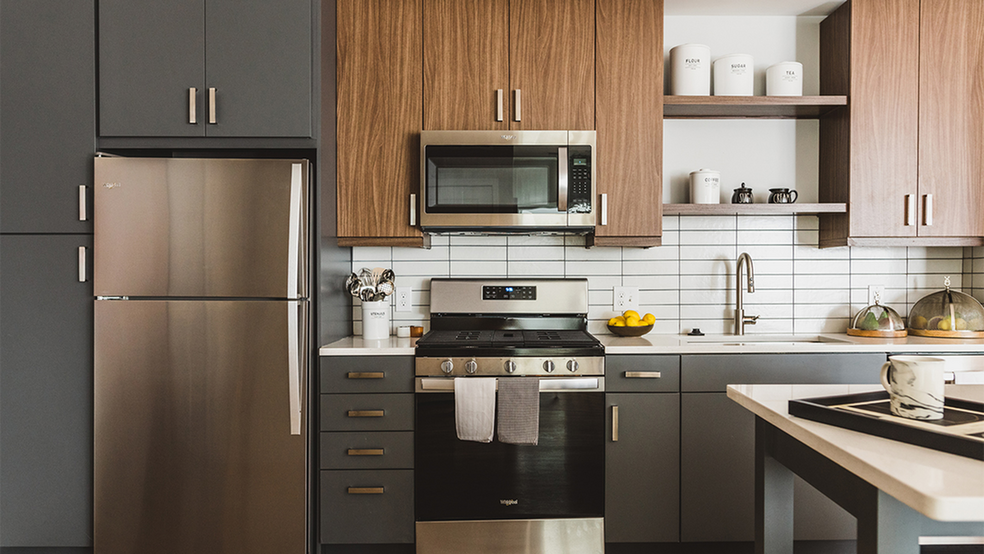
[[465, 359, 478, 374], [440, 359, 454, 374], [567, 359, 579, 373], [504, 360, 517, 374], [543, 360, 556, 373]]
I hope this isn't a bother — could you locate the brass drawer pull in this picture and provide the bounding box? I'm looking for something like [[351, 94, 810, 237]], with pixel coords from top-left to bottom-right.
[[612, 405, 619, 442], [347, 372, 385, 379], [347, 410, 384, 418], [347, 487, 384, 495], [347, 448, 384, 456], [624, 371, 661, 379]]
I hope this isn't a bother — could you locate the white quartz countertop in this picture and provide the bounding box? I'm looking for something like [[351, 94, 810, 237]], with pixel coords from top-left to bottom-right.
[[727, 383, 984, 522], [320, 333, 984, 356]]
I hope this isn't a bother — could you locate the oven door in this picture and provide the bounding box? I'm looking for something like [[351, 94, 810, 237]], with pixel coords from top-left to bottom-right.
[[414, 378, 605, 522]]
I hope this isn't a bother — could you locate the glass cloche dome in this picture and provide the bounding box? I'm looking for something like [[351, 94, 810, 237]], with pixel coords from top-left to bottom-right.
[[847, 292, 906, 338], [907, 277, 984, 338]]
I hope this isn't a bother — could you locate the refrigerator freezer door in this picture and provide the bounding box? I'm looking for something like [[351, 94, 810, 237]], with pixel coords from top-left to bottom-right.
[[93, 158, 308, 299], [94, 299, 308, 554]]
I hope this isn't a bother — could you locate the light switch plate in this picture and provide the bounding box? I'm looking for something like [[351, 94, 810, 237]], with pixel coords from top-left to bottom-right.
[[395, 287, 412, 312], [613, 286, 639, 312], [867, 285, 885, 306]]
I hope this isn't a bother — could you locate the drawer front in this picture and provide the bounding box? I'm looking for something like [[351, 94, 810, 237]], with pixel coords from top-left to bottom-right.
[[606, 355, 680, 392], [321, 431, 414, 470], [320, 393, 414, 432], [320, 356, 414, 393], [681, 353, 886, 392], [321, 469, 414, 544]]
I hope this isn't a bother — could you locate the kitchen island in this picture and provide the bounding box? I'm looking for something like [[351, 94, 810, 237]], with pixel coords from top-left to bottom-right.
[[728, 384, 984, 554]]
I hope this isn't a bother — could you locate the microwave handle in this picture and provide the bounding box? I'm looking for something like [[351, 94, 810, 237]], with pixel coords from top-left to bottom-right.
[[557, 147, 568, 212]]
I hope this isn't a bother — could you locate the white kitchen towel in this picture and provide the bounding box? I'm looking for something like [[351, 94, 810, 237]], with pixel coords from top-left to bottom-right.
[[496, 377, 540, 445], [454, 378, 496, 443]]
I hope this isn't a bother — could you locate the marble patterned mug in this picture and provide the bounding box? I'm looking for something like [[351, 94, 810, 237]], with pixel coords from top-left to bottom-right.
[[880, 355, 945, 420]]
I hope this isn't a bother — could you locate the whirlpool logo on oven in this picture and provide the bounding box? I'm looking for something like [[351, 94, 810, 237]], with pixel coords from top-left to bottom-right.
[[500, 499, 519, 506]]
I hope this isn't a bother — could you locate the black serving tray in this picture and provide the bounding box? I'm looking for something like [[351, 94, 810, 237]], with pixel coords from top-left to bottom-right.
[[788, 391, 984, 461]]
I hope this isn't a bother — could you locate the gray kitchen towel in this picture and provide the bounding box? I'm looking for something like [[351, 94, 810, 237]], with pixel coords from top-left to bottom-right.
[[497, 377, 540, 445], [454, 378, 496, 443]]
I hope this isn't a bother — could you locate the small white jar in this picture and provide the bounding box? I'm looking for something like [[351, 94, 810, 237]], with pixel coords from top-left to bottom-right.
[[713, 54, 754, 96], [689, 169, 721, 204], [766, 61, 803, 96], [670, 44, 711, 95]]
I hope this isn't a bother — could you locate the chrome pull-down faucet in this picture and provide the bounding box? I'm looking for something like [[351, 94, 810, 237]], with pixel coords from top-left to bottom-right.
[[735, 252, 759, 335]]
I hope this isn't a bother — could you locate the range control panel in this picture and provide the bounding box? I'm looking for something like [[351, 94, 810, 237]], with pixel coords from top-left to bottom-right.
[[482, 285, 536, 301]]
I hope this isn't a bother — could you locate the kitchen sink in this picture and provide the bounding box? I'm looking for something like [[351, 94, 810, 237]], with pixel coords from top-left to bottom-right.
[[683, 334, 852, 346]]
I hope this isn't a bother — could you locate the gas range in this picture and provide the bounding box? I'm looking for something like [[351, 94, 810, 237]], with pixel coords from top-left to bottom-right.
[[414, 278, 605, 377]]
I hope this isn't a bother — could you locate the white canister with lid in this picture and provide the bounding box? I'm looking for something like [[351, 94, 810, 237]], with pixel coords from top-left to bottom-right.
[[766, 61, 803, 96], [689, 169, 721, 204], [670, 44, 711, 95], [713, 54, 754, 96]]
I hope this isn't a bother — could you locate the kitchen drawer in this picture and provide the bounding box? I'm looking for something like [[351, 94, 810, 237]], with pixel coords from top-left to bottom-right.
[[321, 469, 414, 544], [321, 394, 414, 432], [321, 431, 414, 470], [681, 353, 886, 392], [606, 355, 680, 392], [321, 356, 414, 393]]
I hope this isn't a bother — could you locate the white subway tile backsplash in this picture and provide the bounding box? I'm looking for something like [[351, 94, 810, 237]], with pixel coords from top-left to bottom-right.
[[348, 218, 981, 336]]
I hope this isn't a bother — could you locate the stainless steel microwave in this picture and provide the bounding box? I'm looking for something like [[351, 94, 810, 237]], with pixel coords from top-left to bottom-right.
[[419, 130, 596, 233]]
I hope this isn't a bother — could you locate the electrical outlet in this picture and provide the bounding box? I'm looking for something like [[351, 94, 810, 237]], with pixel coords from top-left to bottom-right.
[[868, 285, 885, 305], [613, 286, 639, 312], [395, 287, 412, 312]]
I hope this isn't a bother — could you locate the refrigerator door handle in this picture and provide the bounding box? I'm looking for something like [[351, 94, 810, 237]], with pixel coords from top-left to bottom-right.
[[287, 163, 303, 298], [287, 300, 305, 435]]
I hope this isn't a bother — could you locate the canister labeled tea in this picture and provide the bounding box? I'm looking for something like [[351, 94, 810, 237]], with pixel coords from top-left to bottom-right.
[[767, 61, 803, 96], [670, 44, 711, 95], [713, 54, 754, 96]]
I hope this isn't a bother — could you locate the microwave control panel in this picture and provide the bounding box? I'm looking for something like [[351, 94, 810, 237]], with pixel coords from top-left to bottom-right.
[[568, 146, 592, 213]]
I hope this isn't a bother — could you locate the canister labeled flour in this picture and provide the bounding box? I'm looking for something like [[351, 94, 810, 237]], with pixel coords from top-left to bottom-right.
[[670, 44, 711, 96]]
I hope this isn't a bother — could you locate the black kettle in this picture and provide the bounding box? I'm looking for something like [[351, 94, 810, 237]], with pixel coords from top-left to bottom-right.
[[731, 183, 753, 204]]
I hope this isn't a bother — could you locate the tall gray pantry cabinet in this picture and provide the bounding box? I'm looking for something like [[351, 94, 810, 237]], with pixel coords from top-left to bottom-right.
[[0, 0, 96, 548], [98, 0, 312, 138]]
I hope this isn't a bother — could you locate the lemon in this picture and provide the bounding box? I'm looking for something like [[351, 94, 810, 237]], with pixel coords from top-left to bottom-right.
[[642, 313, 656, 325], [939, 317, 952, 331], [622, 310, 640, 320], [911, 315, 928, 329], [607, 317, 619, 326], [611, 319, 626, 327], [625, 315, 641, 327]]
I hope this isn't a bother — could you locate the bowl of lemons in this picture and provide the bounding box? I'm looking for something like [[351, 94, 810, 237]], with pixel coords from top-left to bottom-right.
[[607, 310, 655, 336]]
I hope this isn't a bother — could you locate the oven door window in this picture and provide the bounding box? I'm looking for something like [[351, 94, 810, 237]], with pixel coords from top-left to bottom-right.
[[425, 146, 561, 214], [415, 391, 604, 521]]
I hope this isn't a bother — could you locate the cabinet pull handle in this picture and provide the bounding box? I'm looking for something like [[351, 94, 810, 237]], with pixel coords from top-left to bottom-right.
[[347, 448, 384, 456], [208, 88, 217, 124], [495, 89, 503, 122], [513, 89, 521, 122], [409, 193, 417, 226], [347, 487, 384, 495], [348, 372, 385, 379], [904, 195, 915, 226], [78, 185, 87, 221], [347, 410, 384, 418], [78, 246, 87, 282], [923, 194, 933, 226], [189, 87, 197, 124], [624, 371, 661, 379], [611, 405, 619, 442], [600, 193, 608, 226]]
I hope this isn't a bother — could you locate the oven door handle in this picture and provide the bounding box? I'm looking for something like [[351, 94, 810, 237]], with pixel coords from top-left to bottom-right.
[[417, 377, 602, 392]]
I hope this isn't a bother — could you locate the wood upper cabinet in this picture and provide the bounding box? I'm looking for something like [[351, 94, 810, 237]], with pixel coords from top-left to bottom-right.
[[336, 0, 425, 247], [423, 0, 594, 131], [590, 0, 663, 247], [819, 0, 984, 247]]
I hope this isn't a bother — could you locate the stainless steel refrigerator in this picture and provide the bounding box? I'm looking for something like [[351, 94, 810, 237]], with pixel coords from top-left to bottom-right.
[[93, 157, 309, 554]]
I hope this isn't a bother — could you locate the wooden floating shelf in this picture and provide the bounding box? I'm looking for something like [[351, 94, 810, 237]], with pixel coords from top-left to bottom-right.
[[663, 95, 848, 119], [663, 203, 847, 215]]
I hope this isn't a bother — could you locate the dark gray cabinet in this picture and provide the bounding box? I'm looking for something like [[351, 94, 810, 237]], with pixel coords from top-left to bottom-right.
[[320, 356, 414, 546], [0, 0, 95, 234], [605, 355, 680, 544], [99, 0, 312, 138], [679, 353, 885, 543], [0, 235, 93, 547]]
